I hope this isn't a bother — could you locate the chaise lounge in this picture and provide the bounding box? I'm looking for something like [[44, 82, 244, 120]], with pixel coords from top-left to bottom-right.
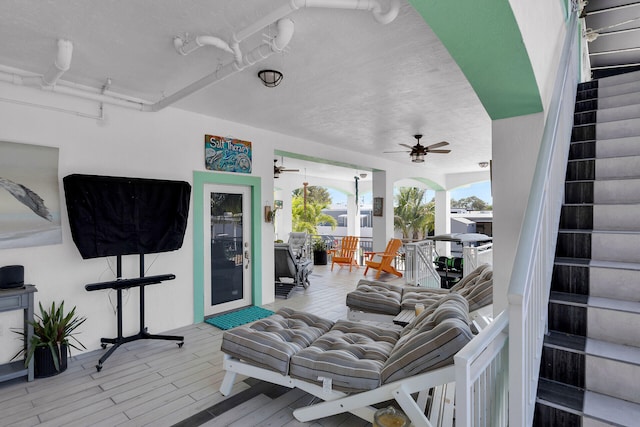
[[219, 294, 475, 426], [347, 263, 493, 324]]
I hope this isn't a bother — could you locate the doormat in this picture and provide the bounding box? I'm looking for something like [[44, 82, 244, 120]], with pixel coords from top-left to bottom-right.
[[205, 306, 275, 330]]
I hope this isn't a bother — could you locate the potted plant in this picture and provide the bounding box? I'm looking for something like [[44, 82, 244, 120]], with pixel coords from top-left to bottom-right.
[[312, 239, 328, 265], [12, 301, 86, 378]]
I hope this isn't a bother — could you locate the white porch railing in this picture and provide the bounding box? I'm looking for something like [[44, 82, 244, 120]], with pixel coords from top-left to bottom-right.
[[462, 243, 493, 276], [453, 10, 579, 426], [404, 240, 441, 288], [455, 311, 509, 427]]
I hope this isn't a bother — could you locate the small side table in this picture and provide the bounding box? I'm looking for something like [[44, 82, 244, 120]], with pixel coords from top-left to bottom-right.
[[0, 285, 36, 382]]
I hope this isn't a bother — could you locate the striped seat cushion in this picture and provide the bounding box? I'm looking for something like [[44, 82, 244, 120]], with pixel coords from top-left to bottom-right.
[[220, 307, 334, 375], [400, 285, 450, 311], [346, 280, 403, 315], [289, 320, 401, 392], [400, 265, 493, 312], [382, 295, 473, 384]]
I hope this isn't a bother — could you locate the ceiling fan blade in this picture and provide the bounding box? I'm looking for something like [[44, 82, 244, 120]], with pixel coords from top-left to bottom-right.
[[282, 168, 300, 172], [399, 143, 414, 149], [426, 141, 449, 149], [428, 149, 451, 154], [384, 150, 411, 153]]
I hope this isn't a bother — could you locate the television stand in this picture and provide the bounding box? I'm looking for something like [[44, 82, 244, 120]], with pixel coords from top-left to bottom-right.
[[85, 254, 183, 372]]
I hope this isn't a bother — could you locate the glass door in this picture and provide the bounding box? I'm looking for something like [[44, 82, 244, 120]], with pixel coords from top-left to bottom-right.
[[203, 184, 251, 316]]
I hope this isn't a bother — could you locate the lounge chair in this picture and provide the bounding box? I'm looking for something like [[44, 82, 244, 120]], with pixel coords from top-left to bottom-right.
[[330, 235, 360, 271], [274, 243, 313, 298], [288, 232, 308, 259], [363, 238, 403, 279], [219, 295, 474, 427], [347, 264, 493, 323]]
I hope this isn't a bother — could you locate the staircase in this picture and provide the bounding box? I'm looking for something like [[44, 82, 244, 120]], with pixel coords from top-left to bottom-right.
[[534, 71, 640, 426]]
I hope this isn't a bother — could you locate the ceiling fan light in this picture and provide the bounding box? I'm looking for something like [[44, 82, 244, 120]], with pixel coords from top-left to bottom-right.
[[258, 69, 283, 87], [411, 152, 425, 163]]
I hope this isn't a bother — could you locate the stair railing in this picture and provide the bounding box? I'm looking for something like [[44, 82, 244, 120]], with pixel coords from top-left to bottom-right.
[[462, 243, 493, 276], [404, 240, 441, 288], [453, 11, 580, 426], [507, 11, 580, 426]]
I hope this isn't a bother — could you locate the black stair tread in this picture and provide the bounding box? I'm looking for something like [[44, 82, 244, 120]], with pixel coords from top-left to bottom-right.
[[544, 331, 586, 352], [537, 378, 584, 412], [549, 291, 588, 305], [554, 257, 590, 266]]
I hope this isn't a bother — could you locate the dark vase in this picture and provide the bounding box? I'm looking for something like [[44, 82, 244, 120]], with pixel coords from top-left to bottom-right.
[[34, 344, 68, 378], [313, 250, 327, 265]]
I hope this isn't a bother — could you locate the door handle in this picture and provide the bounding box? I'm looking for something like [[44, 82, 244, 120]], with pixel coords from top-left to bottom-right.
[[244, 250, 250, 269]]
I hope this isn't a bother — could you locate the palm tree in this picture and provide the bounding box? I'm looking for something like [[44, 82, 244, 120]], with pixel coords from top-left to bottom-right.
[[291, 194, 337, 234], [394, 187, 434, 240]]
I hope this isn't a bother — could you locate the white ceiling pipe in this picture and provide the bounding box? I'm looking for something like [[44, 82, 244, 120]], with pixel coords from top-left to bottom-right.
[[147, 18, 295, 112], [1, 1, 398, 114], [0, 64, 150, 111], [42, 39, 73, 86], [294, 0, 399, 25], [174, 35, 234, 56], [19, 39, 73, 88], [272, 18, 295, 52], [233, 0, 398, 43]]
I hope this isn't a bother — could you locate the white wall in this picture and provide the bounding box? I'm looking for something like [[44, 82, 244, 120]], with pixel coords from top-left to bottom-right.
[[510, 0, 567, 114], [492, 112, 545, 312], [0, 81, 441, 363]]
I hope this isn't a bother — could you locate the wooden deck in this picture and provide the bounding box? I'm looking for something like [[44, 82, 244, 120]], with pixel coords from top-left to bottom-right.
[[0, 264, 404, 427]]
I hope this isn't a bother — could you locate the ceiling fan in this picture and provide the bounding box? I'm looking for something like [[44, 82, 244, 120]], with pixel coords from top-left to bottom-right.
[[385, 134, 451, 163], [273, 158, 299, 178]]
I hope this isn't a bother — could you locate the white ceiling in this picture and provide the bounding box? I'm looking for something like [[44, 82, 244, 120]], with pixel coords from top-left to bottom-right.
[[0, 0, 492, 184]]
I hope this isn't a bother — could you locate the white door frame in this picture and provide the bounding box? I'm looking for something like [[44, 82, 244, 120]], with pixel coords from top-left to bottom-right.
[[192, 171, 262, 323], [203, 184, 251, 316]]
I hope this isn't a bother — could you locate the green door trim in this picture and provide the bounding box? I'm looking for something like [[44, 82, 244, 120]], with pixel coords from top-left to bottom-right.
[[192, 171, 262, 323]]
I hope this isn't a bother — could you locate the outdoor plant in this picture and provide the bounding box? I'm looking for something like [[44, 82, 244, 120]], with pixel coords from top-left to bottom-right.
[[12, 301, 87, 372], [312, 239, 327, 252]]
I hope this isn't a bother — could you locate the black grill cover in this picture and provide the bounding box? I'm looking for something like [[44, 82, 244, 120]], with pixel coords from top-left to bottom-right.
[[63, 174, 191, 259]]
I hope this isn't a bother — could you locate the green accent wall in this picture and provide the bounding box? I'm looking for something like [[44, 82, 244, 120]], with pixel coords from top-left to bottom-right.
[[192, 171, 262, 323], [409, 0, 543, 120]]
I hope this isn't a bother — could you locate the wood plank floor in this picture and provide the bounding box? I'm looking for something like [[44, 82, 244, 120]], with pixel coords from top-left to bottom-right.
[[0, 264, 404, 427]]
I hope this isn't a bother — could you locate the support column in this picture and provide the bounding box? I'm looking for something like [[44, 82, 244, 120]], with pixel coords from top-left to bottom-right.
[[492, 113, 544, 313], [372, 170, 394, 252], [434, 190, 451, 256], [346, 195, 360, 237], [274, 180, 295, 242]]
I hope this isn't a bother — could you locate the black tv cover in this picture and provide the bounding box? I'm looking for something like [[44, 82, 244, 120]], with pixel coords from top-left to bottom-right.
[[63, 174, 191, 259]]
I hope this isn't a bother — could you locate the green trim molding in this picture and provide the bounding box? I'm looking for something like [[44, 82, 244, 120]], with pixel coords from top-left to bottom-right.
[[192, 171, 262, 323], [409, 0, 543, 120]]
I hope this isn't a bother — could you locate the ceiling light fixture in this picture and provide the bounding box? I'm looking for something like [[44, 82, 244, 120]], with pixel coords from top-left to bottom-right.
[[411, 152, 425, 163], [258, 69, 283, 87]]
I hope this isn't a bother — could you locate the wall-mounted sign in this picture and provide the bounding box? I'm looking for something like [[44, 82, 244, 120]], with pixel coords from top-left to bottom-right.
[[373, 197, 384, 217], [204, 135, 252, 174]]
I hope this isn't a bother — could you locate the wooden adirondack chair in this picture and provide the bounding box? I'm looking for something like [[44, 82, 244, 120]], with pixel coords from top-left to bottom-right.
[[330, 236, 360, 272], [363, 238, 403, 279]]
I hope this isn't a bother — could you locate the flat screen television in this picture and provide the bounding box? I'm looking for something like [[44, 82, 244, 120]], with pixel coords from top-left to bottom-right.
[[63, 174, 191, 259]]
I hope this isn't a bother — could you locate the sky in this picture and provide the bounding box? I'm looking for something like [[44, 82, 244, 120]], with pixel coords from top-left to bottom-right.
[[328, 180, 492, 207]]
